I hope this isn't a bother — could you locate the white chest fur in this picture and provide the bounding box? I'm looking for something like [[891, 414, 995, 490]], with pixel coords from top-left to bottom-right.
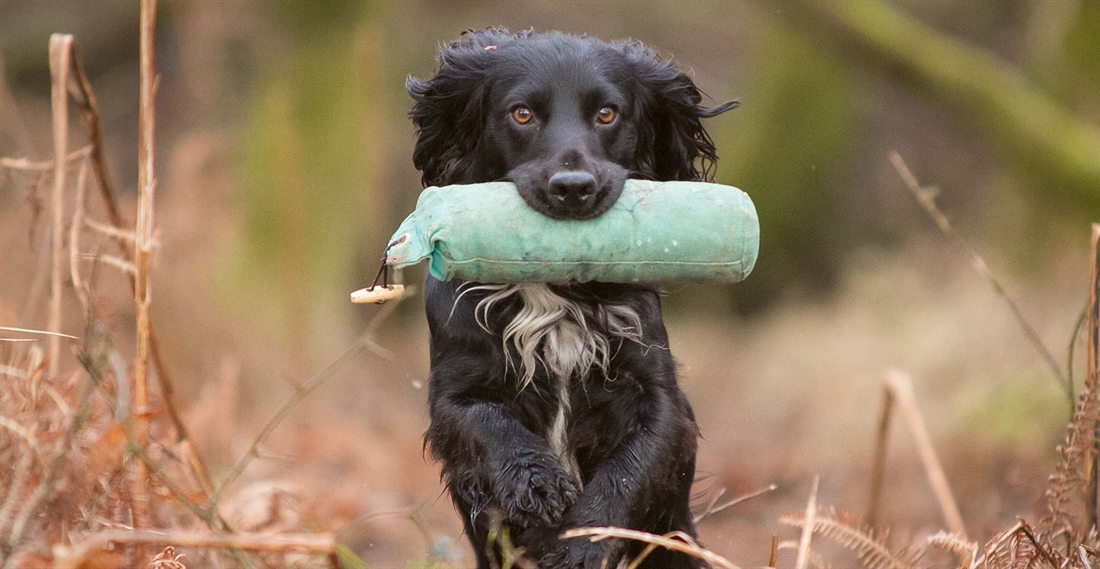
[[460, 283, 644, 482]]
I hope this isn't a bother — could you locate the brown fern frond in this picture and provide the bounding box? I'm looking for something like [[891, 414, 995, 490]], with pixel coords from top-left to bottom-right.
[[1078, 543, 1100, 568], [779, 508, 920, 569], [927, 531, 977, 566], [1045, 377, 1100, 534], [148, 546, 187, 569], [982, 526, 1026, 569], [779, 540, 833, 569], [1018, 521, 1066, 569], [979, 520, 1070, 569]]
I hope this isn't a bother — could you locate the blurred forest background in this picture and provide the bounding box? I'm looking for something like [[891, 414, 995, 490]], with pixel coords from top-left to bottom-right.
[[1, 0, 1098, 567]]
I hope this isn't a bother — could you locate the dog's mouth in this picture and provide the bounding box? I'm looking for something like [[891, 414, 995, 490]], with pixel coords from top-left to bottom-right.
[[509, 164, 628, 221], [534, 178, 622, 221]]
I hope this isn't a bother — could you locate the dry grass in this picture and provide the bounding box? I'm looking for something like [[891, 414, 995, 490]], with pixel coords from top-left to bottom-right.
[[559, 527, 741, 569], [765, 185, 1099, 569], [0, 6, 1097, 569], [0, 7, 351, 567], [883, 370, 965, 537]]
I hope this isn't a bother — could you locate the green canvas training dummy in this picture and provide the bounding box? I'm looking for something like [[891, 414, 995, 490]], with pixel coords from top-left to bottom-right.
[[352, 180, 759, 303]]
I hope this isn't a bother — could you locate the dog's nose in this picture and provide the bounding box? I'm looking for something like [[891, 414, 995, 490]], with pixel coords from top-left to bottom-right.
[[548, 171, 597, 203]]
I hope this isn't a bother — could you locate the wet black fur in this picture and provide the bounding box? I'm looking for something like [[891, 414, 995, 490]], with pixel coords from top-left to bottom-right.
[[406, 29, 735, 569]]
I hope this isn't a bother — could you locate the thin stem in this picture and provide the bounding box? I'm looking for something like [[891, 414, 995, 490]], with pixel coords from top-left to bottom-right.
[[47, 34, 73, 377], [1069, 303, 1088, 393], [561, 527, 741, 569], [889, 151, 1071, 402], [210, 293, 406, 509], [0, 145, 91, 172], [130, 0, 158, 535], [69, 156, 91, 312], [694, 484, 777, 524], [66, 33, 209, 499], [795, 477, 820, 569], [885, 369, 967, 537], [866, 384, 895, 527], [1085, 225, 1099, 533]]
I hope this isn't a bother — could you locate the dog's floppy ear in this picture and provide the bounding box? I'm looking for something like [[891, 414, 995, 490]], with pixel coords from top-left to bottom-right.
[[623, 44, 737, 182], [407, 32, 506, 187]]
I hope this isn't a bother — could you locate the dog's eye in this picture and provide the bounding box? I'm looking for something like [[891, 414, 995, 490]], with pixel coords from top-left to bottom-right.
[[511, 106, 533, 125], [596, 107, 617, 125]]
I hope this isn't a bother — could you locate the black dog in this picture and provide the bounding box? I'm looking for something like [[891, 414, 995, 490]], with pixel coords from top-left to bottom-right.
[[406, 29, 736, 568]]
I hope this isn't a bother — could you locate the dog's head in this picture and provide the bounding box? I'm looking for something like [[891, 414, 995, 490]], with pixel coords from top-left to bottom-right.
[[407, 29, 737, 220]]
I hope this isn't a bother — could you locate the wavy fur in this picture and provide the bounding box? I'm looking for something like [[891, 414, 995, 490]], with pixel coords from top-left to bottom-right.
[[411, 28, 732, 569]]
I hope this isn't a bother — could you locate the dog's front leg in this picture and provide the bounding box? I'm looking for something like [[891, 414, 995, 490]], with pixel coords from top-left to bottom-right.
[[429, 391, 580, 533], [541, 383, 698, 569]]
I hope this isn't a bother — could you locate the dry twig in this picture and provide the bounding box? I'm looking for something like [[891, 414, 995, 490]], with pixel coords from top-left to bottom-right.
[[128, 0, 159, 537], [53, 530, 340, 569], [867, 384, 895, 528], [1086, 224, 1100, 533], [694, 483, 778, 524], [890, 151, 1069, 402], [796, 477, 820, 569], [7, 33, 249, 559], [777, 541, 832, 569], [561, 526, 741, 569], [78, 253, 136, 274], [885, 369, 966, 537], [47, 34, 73, 377], [0, 327, 78, 340], [0, 146, 91, 172], [73, 342, 258, 569], [210, 294, 408, 510], [84, 219, 138, 244], [53, 28, 208, 495], [68, 157, 91, 312]]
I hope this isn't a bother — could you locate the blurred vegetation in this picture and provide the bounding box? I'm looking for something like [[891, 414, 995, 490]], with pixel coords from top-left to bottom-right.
[[234, 0, 377, 373], [716, 24, 860, 313], [188, 0, 404, 373], [0, 3, 1096, 565], [1, 0, 1098, 337], [952, 371, 1065, 458], [790, 0, 1100, 214]]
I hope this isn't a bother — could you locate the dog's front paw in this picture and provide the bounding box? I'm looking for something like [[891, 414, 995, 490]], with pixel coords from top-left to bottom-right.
[[540, 538, 618, 569], [493, 452, 578, 527]]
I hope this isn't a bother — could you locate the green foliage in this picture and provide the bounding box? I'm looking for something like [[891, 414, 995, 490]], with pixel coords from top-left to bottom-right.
[[273, 0, 371, 36], [803, 0, 1100, 215], [229, 16, 380, 335], [336, 543, 370, 569], [716, 21, 859, 313], [953, 372, 1064, 459], [1062, 0, 1100, 99]]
